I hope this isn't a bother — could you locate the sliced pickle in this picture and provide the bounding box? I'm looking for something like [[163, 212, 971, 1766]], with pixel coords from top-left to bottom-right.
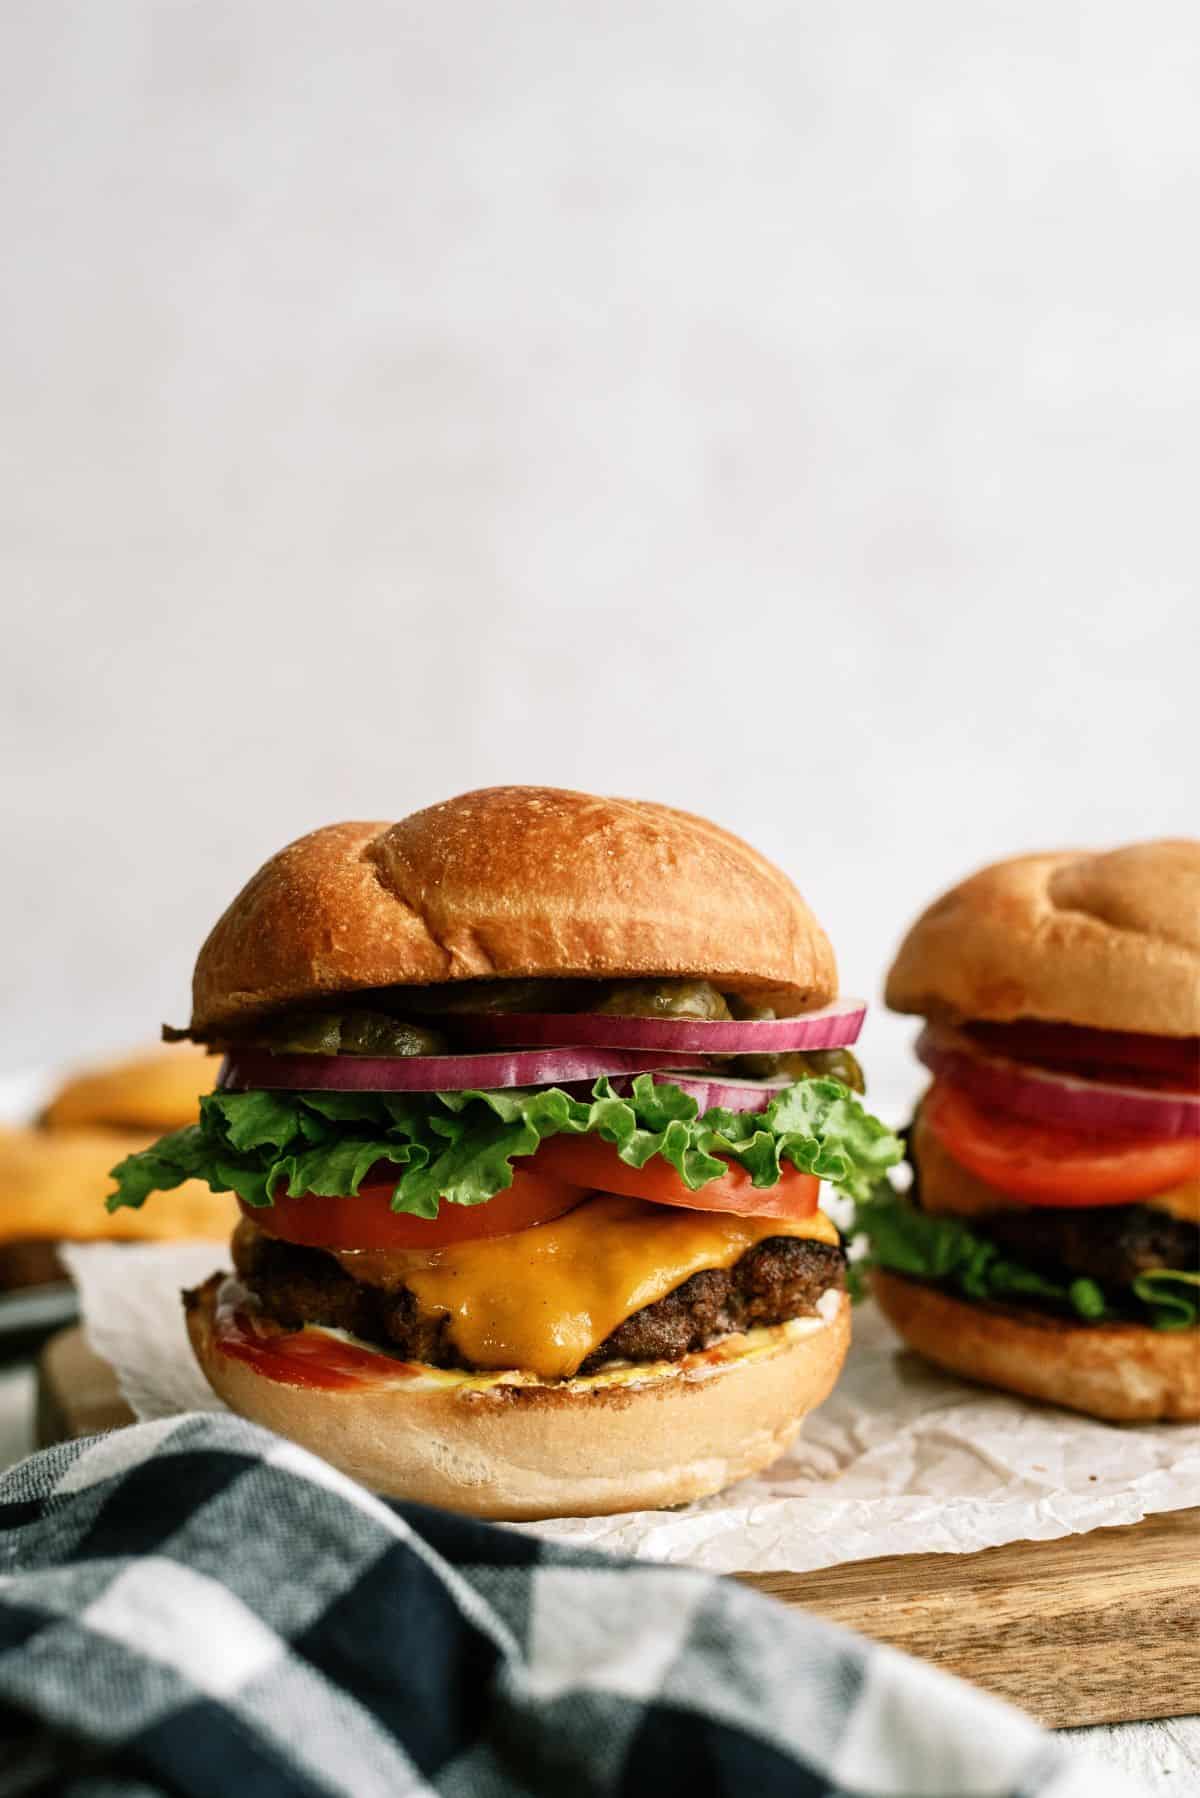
[[307, 975, 738, 1021], [591, 979, 733, 1020], [255, 1009, 448, 1057], [726, 994, 776, 1022], [732, 1047, 866, 1091]]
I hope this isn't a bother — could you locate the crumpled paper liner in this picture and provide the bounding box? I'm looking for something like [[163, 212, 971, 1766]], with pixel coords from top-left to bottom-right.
[[61, 1241, 226, 1423], [62, 1239, 1200, 1574]]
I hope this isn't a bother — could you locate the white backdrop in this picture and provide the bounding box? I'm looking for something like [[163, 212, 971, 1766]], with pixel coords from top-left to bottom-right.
[[2, 2, 1196, 1085]]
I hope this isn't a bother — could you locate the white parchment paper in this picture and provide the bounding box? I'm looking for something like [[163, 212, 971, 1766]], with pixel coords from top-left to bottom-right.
[[63, 1239, 1200, 1574]]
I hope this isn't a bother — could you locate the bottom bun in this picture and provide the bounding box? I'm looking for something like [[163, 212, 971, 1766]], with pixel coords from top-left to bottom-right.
[[186, 1277, 850, 1519], [871, 1270, 1200, 1422]]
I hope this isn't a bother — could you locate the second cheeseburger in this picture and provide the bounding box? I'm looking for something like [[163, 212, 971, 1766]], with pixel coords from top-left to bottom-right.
[[109, 786, 899, 1517], [857, 839, 1199, 1421]]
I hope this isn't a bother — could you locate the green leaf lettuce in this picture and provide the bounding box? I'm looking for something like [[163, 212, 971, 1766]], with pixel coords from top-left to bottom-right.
[[851, 1186, 1198, 1332], [108, 1074, 903, 1219]]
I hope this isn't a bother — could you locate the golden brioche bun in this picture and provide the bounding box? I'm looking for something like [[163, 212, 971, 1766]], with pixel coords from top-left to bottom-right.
[[0, 1125, 234, 1246], [886, 839, 1200, 1035], [42, 1042, 215, 1134], [188, 786, 836, 1035], [185, 1277, 850, 1519], [871, 1270, 1199, 1422]]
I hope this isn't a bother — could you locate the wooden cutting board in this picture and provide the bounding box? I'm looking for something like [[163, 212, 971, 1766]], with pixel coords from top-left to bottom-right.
[[38, 1325, 1199, 1729], [743, 1511, 1199, 1728]]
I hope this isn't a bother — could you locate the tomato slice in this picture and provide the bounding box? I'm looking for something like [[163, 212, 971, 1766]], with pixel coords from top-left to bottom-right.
[[528, 1134, 820, 1218], [242, 1136, 820, 1248], [922, 1077, 1200, 1207], [243, 1164, 588, 1252]]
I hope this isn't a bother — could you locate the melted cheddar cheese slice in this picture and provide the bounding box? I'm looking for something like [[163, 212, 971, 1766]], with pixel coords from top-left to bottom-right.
[[331, 1192, 839, 1379]]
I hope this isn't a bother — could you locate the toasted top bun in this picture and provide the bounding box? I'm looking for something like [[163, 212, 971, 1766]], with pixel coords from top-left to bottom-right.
[[42, 1042, 215, 1134], [189, 786, 836, 1035], [886, 839, 1200, 1036]]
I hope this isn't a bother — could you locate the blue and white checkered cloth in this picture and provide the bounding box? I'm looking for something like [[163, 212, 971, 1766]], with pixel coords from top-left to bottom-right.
[[0, 1413, 1137, 1796]]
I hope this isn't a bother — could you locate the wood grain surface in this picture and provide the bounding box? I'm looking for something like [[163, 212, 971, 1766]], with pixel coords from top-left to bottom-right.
[[39, 1326, 1199, 1729], [740, 1506, 1200, 1728]]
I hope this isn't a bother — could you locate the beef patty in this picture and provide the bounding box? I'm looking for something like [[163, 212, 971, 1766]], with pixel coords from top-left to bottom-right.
[[231, 1218, 846, 1375], [974, 1203, 1198, 1287]]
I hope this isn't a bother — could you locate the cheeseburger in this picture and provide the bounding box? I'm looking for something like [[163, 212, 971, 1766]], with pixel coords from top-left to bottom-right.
[[856, 840, 1199, 1421], [109, 786, 899, 1518]]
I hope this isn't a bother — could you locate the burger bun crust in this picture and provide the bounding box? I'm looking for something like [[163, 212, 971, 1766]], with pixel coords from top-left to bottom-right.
[[189, 787, 836, 1034], [42, 1042, 215, 1134], [0, 1125, 235, 1248], [885, 839, 1200, 1035]]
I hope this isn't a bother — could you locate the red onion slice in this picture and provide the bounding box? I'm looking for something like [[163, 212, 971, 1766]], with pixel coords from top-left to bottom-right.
[[622, 1071, 794, 1114], [917, 1025, 1200, 1140], [455, 997, 867, 1054], [966, 1020, 1199, 1085], [219, 1045, 707, 1095]]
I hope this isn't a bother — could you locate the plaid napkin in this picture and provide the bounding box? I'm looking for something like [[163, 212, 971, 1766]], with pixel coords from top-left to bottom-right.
[[0, 1415, 1135, 1798]]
